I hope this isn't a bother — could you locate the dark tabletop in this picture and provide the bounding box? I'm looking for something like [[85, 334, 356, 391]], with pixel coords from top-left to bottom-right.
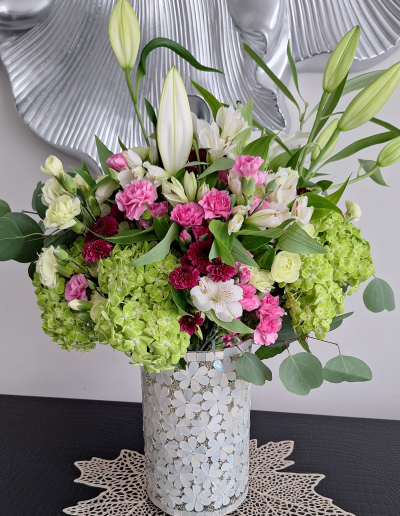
[[0, 394, 399, 516]]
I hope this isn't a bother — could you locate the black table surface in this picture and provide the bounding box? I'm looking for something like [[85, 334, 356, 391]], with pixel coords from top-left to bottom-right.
[[0, 394, 399, 516]]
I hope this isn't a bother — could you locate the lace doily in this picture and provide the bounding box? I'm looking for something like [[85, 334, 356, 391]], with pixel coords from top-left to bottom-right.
[[63, 440, 355, 516]]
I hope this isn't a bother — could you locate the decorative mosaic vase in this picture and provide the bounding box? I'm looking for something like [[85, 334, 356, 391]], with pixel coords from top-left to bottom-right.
[[141, 340, 252, 516]]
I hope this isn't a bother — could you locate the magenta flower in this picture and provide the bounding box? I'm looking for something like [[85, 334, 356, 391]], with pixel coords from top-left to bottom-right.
[[223, 331, 239, 347], [149, 201, 169, 218], [206, 259, 237, 282], [238, 267, 251, 284], [170, 202, 205, 227], [192, 224, 212, 242], [65, 273, 89, 302], [180, 229, 192, 245], [254, 315, 283, 345], [238, 283, 260, 311], [218, 170, 229, 183], [106, 152, 128, 172], [198, 188, 232, 220], [82, 239, 113, 263], [115, 180, 157, 221], [232, 155, 265, 186], [169, 265, 200, 290], [92, 216, 119, 238], [179, 312, 204, 336], [187, 240, 213, 274], [257, 293, 285, 319]]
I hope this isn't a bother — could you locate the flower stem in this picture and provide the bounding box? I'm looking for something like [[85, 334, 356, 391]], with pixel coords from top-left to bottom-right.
[[328, 163, 379, 189], [124, 69, 150, 147]]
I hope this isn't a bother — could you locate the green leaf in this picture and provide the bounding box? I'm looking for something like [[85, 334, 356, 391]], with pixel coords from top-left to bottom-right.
[[256, 344, 287, 360], [316, 74, 348, 135], [231, 237, 259, 268], [144, 97, 157, 128], [313, 180, 333, 192], [0, 217, 24, 261], [197, 157, 235, 180], [208, 309, 254, 335], [95, 136, 113, 176], [243, 43, 300, 113], [70, 167, 96, 188], [4, 213, 44, 263], [287, 40, 303, 101], [298, 337, 311, 353], [32, 182, 47, 219], [329, 312, 354, 332], [269, 151, 291, 171], [325, 176, 350, 205], [323, 355, 372, 383], [0, 200, 11, 217], [104, 229, 159, 245], [303, 192, 343, 217], [279, 352, 323, 395], [28, 260, 37, 280], [210, 239, 235, 267], [285, 147, 303, 170], [342, 70, 385, 96], [153, 215, 170, 240], [209, 220, 233, 251], [87, 175, 115, 196], [129, 222, 179, 267], [233, 99, 253, 155], [44, 229, 77, 249], [370, 117, 400, 137], [278, 223, 327, 255], [359, 159, 389, 187], [277, 314, 302, 342], [172, 287, 191, 316], [255, 247, 275, 270], [324, 132, 395, 165], [190, 79, 223, 120], [118, 138, 127, 151], [363, 277, 395, 313], [236, 352, 272, 385], [241, 135, 276, 170]]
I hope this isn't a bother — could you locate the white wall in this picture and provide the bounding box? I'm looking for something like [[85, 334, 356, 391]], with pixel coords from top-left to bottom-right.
[[0, 48, 399, 420]]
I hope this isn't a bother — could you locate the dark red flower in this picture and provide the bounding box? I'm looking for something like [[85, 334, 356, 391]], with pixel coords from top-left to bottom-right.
[[92, 216, 119, 237], [186, 148, 207, 174], [296, 188, 311, 196], [181, 254, 192, 267], [82, 239, 113, 263], [169, 266, 200, 290], [179, 312, 204, 335], [187, 240, 213, 274], [192, 223, 212, 242], [109, 204, 126, 223], [206, 260, 237, 282]]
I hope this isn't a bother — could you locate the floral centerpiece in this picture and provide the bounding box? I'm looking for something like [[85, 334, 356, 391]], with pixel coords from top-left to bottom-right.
[[0, 1, 397, 514]]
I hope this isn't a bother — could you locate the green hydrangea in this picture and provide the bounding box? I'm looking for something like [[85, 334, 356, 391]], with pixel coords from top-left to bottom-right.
[[283, 213, 374, 340], [95, 243, 190, 372]]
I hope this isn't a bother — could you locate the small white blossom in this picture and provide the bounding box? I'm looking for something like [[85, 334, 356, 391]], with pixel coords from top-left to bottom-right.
[[191, 277, 243, 323]]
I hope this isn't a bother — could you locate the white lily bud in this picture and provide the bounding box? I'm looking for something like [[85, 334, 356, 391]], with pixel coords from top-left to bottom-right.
[[157, 66, 193, 175], [148, 145, 158, 165], [109, 0, 140, 71], [41, 155, 64, 179], [228, 214, 244, 235], [197, 183, 210, 202], [184, 171, 197, 202], [169, 177, 188, 203]]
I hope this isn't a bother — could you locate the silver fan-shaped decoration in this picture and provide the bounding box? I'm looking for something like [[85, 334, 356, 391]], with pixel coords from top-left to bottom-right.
[[0, 0, 400, 169]]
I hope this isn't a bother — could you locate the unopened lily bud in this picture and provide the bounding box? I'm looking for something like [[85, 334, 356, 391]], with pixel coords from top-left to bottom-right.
[[87, 196, 101, 217], [228, 214, 244, 235], [141, 207, 152, 221], [41, 155, 64, 179], [242, 177, 255, 199], [311, 119, 339, 161], [148, 145, 158, 165], [197, 183, 210, 202], [109, 0, 140, 71], [184, 171, 197, 202], [323, 26, 360, 93], [68, 300, 93, 311], [61, 173, 77, 195], [56, 264, 72, 278], [339, 62, 400, 131], [345, 200, 361, 222], [377, 136, 400, 167], [70, 219, 85, 234], [168, 177, 188, 204], [78, 312, 92, 323], [53, 247, 69, 261]]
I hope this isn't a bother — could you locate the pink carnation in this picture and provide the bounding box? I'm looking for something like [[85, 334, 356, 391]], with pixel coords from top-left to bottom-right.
[[238, 283, 260, 311], [198, 188, 232, 220], [64, 273, 88, 302], [138, 218, 151, 229], [149, 201, 169, 218], [238, 267, 251, 284], [115, 180, 157, 221], [170, 202, 205, 227], [257, 293, 285, 319], [223, 332, 239, 347], [106, 152, 128, 172], [192, 224, 212, 242], [231, 155, 265, 186], [254, 315, 282, 346]]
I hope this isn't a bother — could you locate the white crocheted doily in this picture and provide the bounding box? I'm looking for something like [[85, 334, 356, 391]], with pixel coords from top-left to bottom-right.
[[63, 440, 354, 516]]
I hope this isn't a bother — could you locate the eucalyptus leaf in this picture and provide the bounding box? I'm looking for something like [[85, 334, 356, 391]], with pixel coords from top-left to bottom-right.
[[278, 223, 327, 255], [208, 309, 254, 335], [0, 200, 11, 217], [0, 217, 24, 261], [329, 312, 354, 332], [277, 314, 302, 342], [255, 344, 287, 360], [32, 182, 47, 220], [363, 277, 395, 313], [231, 237, 259, 268], [4, 213, 44, 263], [197, 158, 235, 180], [279, 352, 323, 395], [95, 135, 113, 175], [191, 79, 223, 120], [129, 222, 179, 267], [236, 352, 272, 385], [323, 355, 372, 383]]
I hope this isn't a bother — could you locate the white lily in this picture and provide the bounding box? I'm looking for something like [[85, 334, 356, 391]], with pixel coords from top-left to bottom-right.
[[157, 66, 193, 175], [118, 149, 147, 186], [269, 130, 310, 161], [190, 277, 243, 323], [246, 202, 291, 229], [291, 196, 314, 226], [197, 119, 235, 163], [216, 105, 248, 140], [109, 0, 140, 71], [266, 167, 298, 205]]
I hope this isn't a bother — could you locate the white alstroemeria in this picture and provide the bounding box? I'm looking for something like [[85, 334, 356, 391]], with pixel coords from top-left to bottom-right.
[[162, 177, 188, 206], [216, 105, 248, 140], [228, 213, 244, 235], [117, 149, 147, 186], [269, 130, 310, 161], [144, 162, 172, 186], [197, 119, 236, 162], [291, 196, 314, 225], [266, 167, 299, 205], [232, 204, 250, 216], [42, 178, 70, 206], [157, 66, 193, 175], [184, 171, 197, 202], [228, 171, 244, 203], [246, 201, 291, 229], [95, 175, 119, 203], [190, 277, 243, 323]]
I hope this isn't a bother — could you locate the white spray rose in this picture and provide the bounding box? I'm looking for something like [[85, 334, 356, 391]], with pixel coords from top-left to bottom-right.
[[42, 178, 70, 206], [291, 196, 314, 225], [90, 291, 106, 322], [36, 246, 58, 288], [271, 251, 301, 283], [44, 195, 81, 229], [266, 168, 298, 205], [95, 176, 119, 203], [40, 155, 64, 178], [248, 268, 274, 293], [246, 202, 291, 229], [345, 200, 361, 221]]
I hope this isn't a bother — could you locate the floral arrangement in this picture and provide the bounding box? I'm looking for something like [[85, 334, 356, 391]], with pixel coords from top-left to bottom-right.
[[0, 0, 396, 395]]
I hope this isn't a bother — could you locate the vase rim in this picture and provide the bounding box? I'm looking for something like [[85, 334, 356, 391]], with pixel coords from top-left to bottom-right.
[[184, 339, 252, 363]]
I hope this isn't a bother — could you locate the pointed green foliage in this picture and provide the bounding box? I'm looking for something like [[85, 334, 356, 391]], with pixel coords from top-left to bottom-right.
[[359, 159, 389, 187], [28, 260, 37, 280], [325, 176, 350, 205], [363, 277, 395, 313], [255, 247, 275, 270], [325, 132, 395, 165], [4, 213, 44, 263], [208, 309, 254, 335], [317, 74, 348, 135], [144, 97, 157, 128], [231, 237, 259, 268], [95, 136, 113, 175], [32, 182, 47, 219], [279, 352, 323, 395], [197, 158, 235, 180], [0, 217, 23, 261], [153, 215, 170, 240], [129, 222, 179, 267], [236, 352, 272, 385], [241, 135, 276, 170], [302, 192, 343, 217], [329, 312, 354, 332], [104, 228, 159, 245], [87, 175, 115, 196], [342, 70, 385, 96], [191, 79, 223, 120], [0, 200, 11, 217], [287, 40, 303, 101], [118, 138, 127, 151], [70, 167, 96, 188], [323, 355, 372, 383], [278, 223, 327, 255], [370, 117, 400, 136], [44, 229, 77, 249], [209, 220, 235, 266]]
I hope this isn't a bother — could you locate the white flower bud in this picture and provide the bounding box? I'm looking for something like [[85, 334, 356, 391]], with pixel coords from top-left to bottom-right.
[[228, 214, 244, 235], [184, 171, 197, 202], [345, 200, 361, 222], [41, 155, 64, 179], [197, 183, 210, 202]]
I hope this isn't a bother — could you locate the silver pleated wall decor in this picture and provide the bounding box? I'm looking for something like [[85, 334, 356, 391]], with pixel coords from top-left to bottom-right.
[[141, 341, 252, 516]]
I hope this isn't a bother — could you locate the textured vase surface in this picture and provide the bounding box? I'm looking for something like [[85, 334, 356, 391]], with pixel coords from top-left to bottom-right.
[[141, 341, 252, 516]]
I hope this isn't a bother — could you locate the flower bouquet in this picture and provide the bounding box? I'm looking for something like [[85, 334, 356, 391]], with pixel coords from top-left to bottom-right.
[[0, 1, 397, 514]]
